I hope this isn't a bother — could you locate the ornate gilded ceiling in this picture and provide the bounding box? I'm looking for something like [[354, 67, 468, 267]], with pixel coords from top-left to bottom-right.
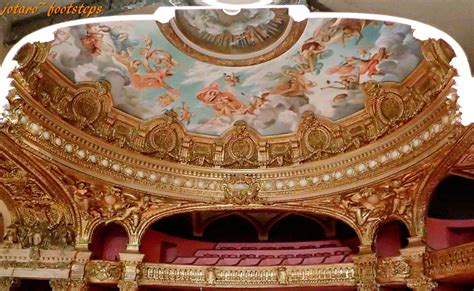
[[45, 12, 425, 137], [1, 9, 464, 208]]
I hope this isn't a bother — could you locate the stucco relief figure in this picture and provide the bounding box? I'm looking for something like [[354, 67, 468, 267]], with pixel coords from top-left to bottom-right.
[[3, 224, 19, 245], [277, 267, 289, 285], [197, 83, 243, 116], [342, 188, 394, 225], [71, 182, 93, 213], [206, 267, 217, 285], [104, 194, 155, 228]]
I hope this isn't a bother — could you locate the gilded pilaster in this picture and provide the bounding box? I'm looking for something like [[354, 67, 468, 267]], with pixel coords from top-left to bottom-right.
[[118, 253, 144, 290], [69, 251, 91, 285], [352, 251, 379, 291], [401, 237, 437, 291]]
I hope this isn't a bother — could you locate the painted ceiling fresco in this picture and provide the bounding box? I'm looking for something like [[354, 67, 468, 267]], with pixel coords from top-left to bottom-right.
[[48, 10, 423, 136], [174, 8, 292, 54]]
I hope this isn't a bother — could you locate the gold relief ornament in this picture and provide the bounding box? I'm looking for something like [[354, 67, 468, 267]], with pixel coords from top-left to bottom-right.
[[219, 175, 267, 205], [341, 187, 392, 226], [0, 162, 76, 249], [1, 219, 76, 250], [376, 257, 410, 282], [222, 121, 259, 168], [85, 261, 123, 282], [340, 165, 429, 228]]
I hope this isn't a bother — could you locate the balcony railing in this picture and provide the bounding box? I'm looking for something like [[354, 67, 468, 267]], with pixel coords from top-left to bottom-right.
[[139, 263, 356, 288], [425, 242, 474, 280]]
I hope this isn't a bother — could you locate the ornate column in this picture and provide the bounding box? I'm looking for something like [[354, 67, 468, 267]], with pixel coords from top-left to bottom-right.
[[401, 237, 437, 291], [118, 253, 144, 291], [49, 279, 70, 291], [0, 277, 18, 290], [68, 251, 91, 291], [352, 247, 379, 291]]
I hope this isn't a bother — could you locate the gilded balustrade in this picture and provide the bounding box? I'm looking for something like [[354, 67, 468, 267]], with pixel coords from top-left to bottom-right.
[[425, 242, 474, 280], [139, 262, 356, 287]]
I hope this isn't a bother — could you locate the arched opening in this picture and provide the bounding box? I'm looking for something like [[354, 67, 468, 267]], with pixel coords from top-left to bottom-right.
[[268, 214, 325, 242], [140, 211, 358, 266], [11, 279, 52, 291], [89, 223, 128, 261], [374, 220, 410, 257], [426, 175, 474, 250], [203, 214, 259, 242]]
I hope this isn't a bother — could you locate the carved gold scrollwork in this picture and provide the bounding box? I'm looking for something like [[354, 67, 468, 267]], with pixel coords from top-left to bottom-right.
[[376, 256, 410, 283], [85, 260, 123, 283], [143, 114, 181, 160], [219, 175, 266, 205], [222, 121, 259, 168]]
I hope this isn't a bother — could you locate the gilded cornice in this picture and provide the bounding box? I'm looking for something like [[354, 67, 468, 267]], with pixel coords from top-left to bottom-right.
[[3, 88, 460, 202]]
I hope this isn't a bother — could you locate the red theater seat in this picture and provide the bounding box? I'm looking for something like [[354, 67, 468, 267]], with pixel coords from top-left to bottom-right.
[[167, 240, 353, 267]]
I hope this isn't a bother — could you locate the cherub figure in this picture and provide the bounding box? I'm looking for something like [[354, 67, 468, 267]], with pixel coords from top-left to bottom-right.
[[177, 102, 193, 125], [223, 72, 240, 87], [244, 92, 270, 114], [322, 74, 361, 92], [105, 194, 155, 228], [269, 68, 316, 101], [157, 93, 178, 108], [327, 47, 391, 76], [196, 83, 243, 116], [114, 51, 176, 93], [71, 182, 92, 213], [80, 24, 111, 55], [140, 36, 178, 71], [299, 39, 326, 72], [342, 188, 394, 225]]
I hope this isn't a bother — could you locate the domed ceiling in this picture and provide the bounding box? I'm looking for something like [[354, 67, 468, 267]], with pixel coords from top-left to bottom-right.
[[47, 9, 423, 136]]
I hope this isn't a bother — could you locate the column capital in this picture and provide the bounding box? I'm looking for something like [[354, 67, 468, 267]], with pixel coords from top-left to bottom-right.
[[0, 277, 18, 290], [407, 277, 438, 291], [49, 279, 70, 291], [118, 280, 139, 291]]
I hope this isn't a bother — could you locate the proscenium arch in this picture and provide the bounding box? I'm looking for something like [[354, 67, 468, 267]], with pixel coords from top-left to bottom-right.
[[135, 204, 365, 247]]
